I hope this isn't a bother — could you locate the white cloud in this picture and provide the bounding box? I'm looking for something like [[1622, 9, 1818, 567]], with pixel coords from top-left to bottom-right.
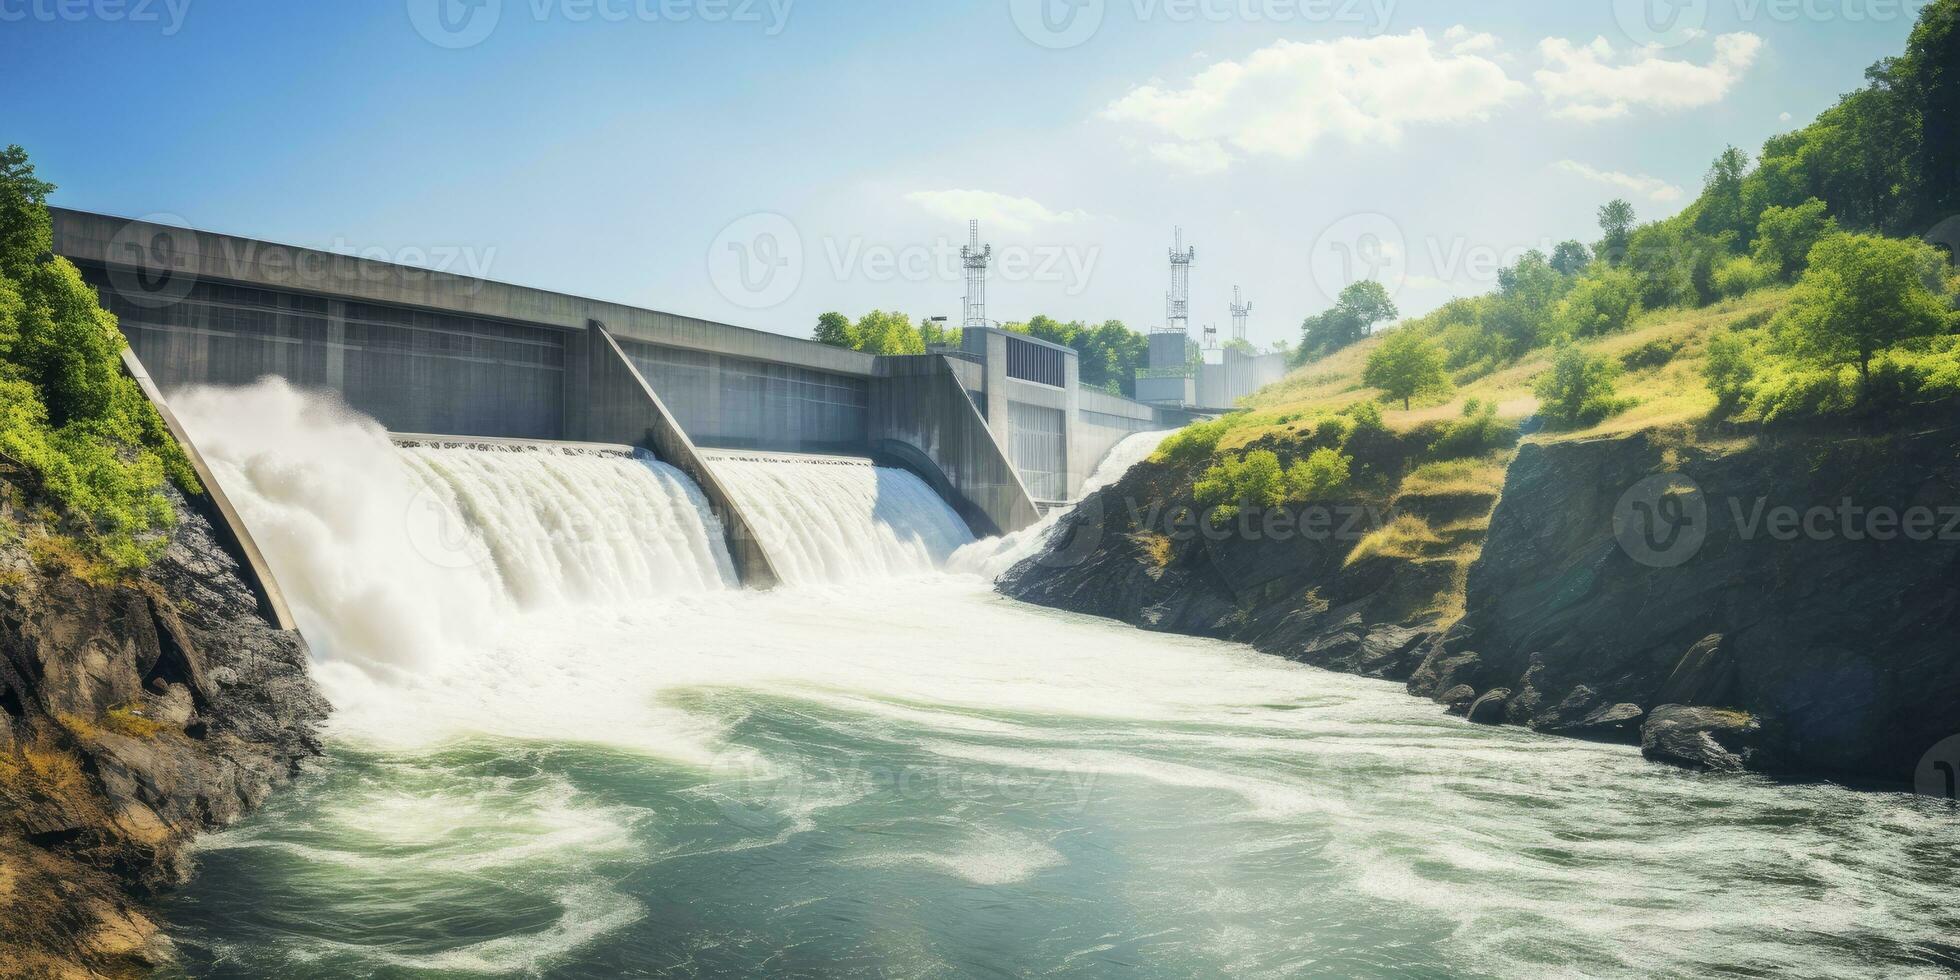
[[1779, 111, 1793, 121], [1148, 140, 1232, 175], [902, 189, 1090, 233], [1536, 33, 1763, 120], [1443, 24, 1499, 55], [1554, 160, 1683, 203], [1100, 29, 1526, 170]]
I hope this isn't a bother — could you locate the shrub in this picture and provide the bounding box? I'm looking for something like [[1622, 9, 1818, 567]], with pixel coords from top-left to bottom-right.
[[1154, 416, 1234, 467], [1620, 337, 1684, 372], [1533, 344, 1633, 429], [1752, 198, 1837, 281], [1556, 267, 1642, 337], [1339, 398, 1384, 433], [1427, 399, 1518, 459], [1713, 255, 1772, 298], [1702, 330, 1757, 412], [1286, 447, 1352, 501], [0, 146, 198, 572]]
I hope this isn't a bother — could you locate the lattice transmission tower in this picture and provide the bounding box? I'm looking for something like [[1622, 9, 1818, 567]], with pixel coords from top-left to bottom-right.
[[961, 220, 992, 332], [1166, 227, 1196, 336], [1231, 286, 1252, 343]]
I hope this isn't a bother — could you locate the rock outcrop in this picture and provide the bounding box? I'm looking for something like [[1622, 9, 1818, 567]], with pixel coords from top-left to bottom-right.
[[0, 478, 327, 977], [1001, 415, 1960, 787]]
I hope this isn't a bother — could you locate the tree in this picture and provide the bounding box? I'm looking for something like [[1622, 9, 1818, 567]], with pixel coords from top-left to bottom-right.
[[1556, 267, 1641, 337], [1773, 232, 1952, 384], [1597, 199, 1636, 267], [1533, 343, 1629, 429], [1695, 146, 1754, 243], [917, 317, 959, 349], [1071, 319, 1146, 395], [1550, 240, 1592, 276], [1298, 280, 1399, 359], [1486, 250, 1567, 355], [1752, 198, 1838, 280], [812, 311, 855, 348], [851, 310, 925, 355], [1362, 328, 1450, 410]]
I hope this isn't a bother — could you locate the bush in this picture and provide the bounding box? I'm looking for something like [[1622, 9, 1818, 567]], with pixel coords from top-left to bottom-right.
[[1533, 344, 1633, 429], [1620, 337, 1684, 372], [1713, 255, 1772, 298], [1427, 399, 1518, 459], [1193, 446, 1353, 521], [1773, 232, 1953, 385], [1154, 417, 1234, 467], [1556, 267, 1642, 337], [1702, 330, 1757, 412], [1285, 447, 1352, 501], [1339, 398, 1384, 433], [0, 146, 196, 572]]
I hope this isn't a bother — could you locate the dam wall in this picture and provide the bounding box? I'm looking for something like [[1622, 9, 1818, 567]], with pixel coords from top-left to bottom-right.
[[54, 208, 1188, 543]]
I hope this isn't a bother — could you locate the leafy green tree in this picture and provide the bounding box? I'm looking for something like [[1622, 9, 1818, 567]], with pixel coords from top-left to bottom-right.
[[1362, 328, 1449, 410], [1713, 255, 1772, 298], [1703, 330, 1757, 411], [1694, 146, 1754, 243], [1550, 240, 1592, 276], [1298, 280, 1398, 359], [1486, 250, 1567, 355], [1597, 199, 1636, 267], [1752, 199, 1838, 280], [851, 310, 925, 355], [1533, 343, 1629, 429], [1773, 232, 1952, 384], [812, 310, 855, 348], [1070, 319, 1147, 395], [917, 316, 959, 349], [1555, 267, 1641, 337]]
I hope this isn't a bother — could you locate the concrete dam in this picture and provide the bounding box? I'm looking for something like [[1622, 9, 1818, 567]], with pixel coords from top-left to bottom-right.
[[53, 208, 1195, 598]]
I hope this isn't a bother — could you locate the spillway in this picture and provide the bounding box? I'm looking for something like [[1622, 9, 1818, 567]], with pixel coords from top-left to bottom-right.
[[168, 379, 739, 677], [704, 451, 975, 585]]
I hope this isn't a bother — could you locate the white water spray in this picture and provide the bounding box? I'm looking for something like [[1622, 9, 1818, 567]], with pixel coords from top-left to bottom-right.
[[948, 429, 1173, 580], [706, 451, 974, 585], [169, 379, 736, 680]]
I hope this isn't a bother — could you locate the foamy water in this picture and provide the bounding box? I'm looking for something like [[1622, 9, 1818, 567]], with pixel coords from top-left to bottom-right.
[[160, 383, 1960, 978]]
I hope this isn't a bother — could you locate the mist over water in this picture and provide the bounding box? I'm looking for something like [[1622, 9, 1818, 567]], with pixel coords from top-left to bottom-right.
[[162, 386, 1960, 978]]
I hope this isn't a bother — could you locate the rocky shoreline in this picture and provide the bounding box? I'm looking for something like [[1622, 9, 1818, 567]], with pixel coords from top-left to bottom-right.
[[998, 414, 1960, 788], [0, 475, 327, 977]]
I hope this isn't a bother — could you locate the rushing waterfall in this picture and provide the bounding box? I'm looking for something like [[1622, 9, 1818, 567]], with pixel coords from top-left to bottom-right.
[[705, 451, 974, 585], [948, 429, 1174, 580], [168, 379, 736, 679]]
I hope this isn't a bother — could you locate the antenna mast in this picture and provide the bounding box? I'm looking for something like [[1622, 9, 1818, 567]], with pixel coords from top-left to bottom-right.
[[961, 220, 992, 332], [1230, 286, 1252, 343], [1167, 227, 1195, 337]]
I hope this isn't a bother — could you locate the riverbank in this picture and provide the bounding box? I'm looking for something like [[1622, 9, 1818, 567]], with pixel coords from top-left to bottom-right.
[[0, 471, 326, 977], [997, 409, 1960, 787]]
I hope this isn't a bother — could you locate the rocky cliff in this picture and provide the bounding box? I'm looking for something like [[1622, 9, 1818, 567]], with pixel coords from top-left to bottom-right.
[[0, 472, 327, 977], [999, 414, 1960, 787]]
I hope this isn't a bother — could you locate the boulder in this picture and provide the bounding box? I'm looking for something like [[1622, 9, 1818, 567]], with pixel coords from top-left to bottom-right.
[[1640, 705, 1770, 772]]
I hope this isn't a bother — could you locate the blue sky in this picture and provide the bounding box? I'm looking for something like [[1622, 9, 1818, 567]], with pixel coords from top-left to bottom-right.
[[0, 0, 1929, 347]]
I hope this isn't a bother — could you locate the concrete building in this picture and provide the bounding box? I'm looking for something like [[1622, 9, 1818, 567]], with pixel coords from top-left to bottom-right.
[[53, 209, 1193, 576], [1134, 327, 1286, 413]]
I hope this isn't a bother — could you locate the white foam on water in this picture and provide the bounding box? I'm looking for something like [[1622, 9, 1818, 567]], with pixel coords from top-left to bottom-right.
[[705, 451, 974, 584], [948, 428, 1173, 580]]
